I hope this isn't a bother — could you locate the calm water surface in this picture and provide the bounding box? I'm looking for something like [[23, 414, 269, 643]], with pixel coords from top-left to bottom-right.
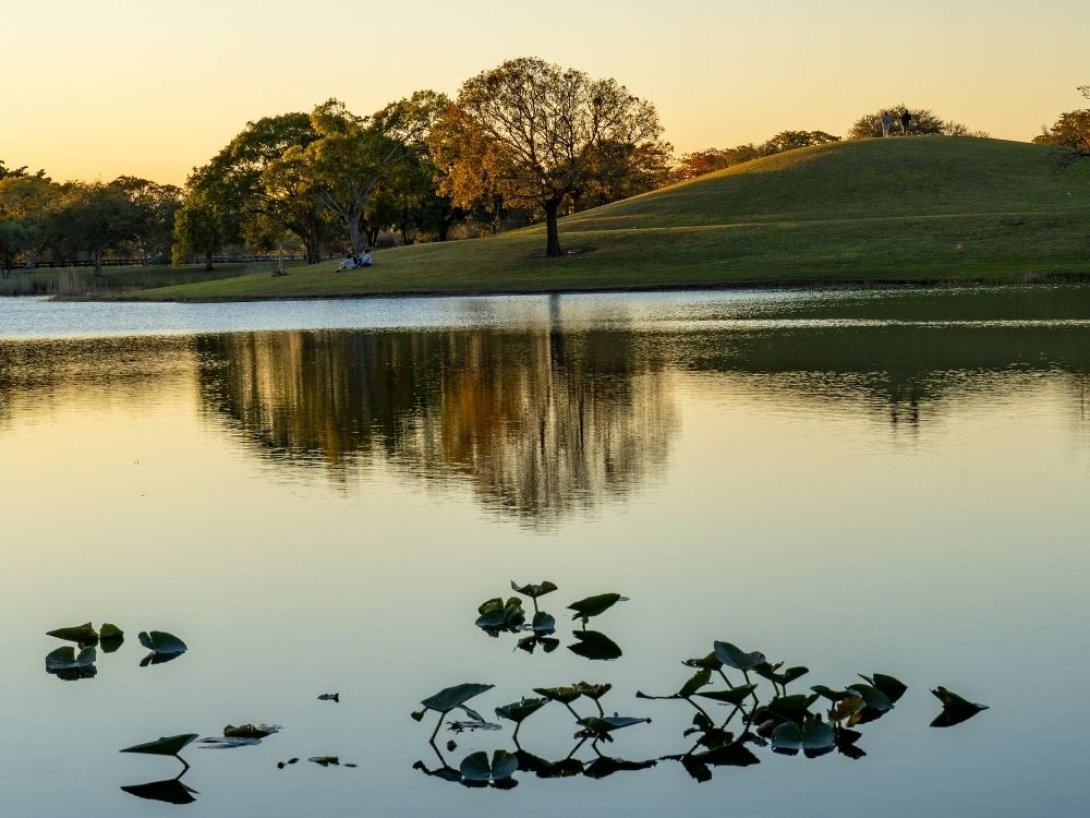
[[2, 288, 1088, 817]]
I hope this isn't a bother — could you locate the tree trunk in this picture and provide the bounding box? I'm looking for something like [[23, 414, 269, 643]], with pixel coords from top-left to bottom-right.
[[203, 250, 213, 271], [93, 248, 103, 276], [543, 199, 563, 257]]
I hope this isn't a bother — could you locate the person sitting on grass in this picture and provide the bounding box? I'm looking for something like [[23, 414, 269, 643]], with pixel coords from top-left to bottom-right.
[[337, 253, 354, 271], [360, 248, 373, 267]]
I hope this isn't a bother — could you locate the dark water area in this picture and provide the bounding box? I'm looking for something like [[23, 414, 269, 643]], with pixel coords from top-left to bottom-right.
[[1, 287, 1087, 817]]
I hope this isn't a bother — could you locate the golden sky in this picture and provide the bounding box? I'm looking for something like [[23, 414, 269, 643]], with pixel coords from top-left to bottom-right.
[[4, 0, 1087, 186]]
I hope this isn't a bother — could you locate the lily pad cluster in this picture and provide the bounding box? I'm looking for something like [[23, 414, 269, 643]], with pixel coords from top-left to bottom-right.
[[475, 581, 628, 660], [44, 622, 123, 680], [44, 622, 188, 679], [424, 582, 990, 790]]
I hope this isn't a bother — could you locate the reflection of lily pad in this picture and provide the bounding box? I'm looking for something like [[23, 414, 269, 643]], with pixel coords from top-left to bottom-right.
[[771, 718, 836, 756], [200, 724, 281, 748], [121, 734, 200, 756], [121, 776, 198, 804], [697, 685, 757, 706], [576, 715, 651, 740], [568, 630, 622, 661], [45, 646, 96, 674], [861, 672, 907, 704], [460, 749, 519, 782], [47, 622, 99, 645], [533, 685, 581, 704], [140, 651, 184, 668]]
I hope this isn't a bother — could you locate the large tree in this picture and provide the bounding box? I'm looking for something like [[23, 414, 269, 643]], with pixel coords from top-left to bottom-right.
[[184, 113, 327, 263], [110, 176, 183, 262], [52, 182, 141, 275], [293, 91, 446, 253], [434, 57, 667, 257]]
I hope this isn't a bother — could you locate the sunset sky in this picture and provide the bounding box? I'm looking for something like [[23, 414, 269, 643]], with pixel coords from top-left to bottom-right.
[[5, 0, 1088, 186]]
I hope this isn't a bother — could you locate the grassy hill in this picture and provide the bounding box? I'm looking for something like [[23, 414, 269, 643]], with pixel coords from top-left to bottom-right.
[[133, 137, 1090, 301]]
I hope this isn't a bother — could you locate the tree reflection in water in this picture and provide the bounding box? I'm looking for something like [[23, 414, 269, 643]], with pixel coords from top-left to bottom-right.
[[195, 328, 677, 524]]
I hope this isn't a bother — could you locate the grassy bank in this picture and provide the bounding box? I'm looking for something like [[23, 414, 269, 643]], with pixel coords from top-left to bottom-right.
[[112, 137, 1090, 301]]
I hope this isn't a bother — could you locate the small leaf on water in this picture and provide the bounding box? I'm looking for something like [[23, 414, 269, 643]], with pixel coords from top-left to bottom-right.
[[567, 593, 628, 621], [223, 724, 279, 739], [99, 623, 124, 641], [682, 652, 724, 671], [713, 641, 766, 671], [866, 673, 908, 703], [532, 686, 581, 704], [137, 631, 187, 655], [459, 751, 492, 782], [309, 756, 339, 767], [120, 734, 200, 756], [490, 750, 519, 780], [495, 698, 548, 723], [679, 669, 712, 698], [697, 685, 757, 706], [573, 681, 612, 700], [510, 580, 558, 599], [930, 686, 988, 728], [846, 683, 894, 712], [47, 622, 99, 644]]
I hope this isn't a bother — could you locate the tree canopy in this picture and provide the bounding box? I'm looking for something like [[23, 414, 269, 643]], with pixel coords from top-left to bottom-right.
[[432, 57, 667, 257]]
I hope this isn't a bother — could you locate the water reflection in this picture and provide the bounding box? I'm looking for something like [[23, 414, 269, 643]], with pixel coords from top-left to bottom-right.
[[195, 328, 677, 523]]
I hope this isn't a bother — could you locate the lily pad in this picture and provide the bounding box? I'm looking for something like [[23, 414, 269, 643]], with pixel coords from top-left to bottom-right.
[[138, 631, 187, 655], [309, 756, 340, 767], [576, 715, 651, 740], [510, 580, 558, 599], [713, 641, 766, 672], [475, 597, 525, 632], [533, 685, 581, 704], [861, 672, 908, 703], [531, 611, 556, 635], [930, 686, 988, 728], [420, 683, 494, 713], [121, 734, 200, 756], [771, 718, 836, 756], [682, 652, 724, 671], [846, 683, 894, 712], [47, 622, 98, 645], [496, 698, 549, 723], [572, 681, 612, 700], [568, 593, 628, 623]]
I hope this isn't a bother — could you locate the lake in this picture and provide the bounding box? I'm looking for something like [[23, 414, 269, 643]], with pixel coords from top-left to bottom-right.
[[2, 287, 1087, 817]]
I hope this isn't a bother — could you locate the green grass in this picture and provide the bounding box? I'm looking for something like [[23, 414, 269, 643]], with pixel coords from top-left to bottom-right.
[[126, 137, 1090, 302]]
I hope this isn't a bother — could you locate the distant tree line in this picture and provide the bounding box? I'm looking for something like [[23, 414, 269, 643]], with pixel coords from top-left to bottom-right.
[[0, 164, 181, 276], [3, 78, 1085, 273]]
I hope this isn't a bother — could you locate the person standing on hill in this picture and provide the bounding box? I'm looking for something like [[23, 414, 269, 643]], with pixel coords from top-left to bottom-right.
[[881, 111, 892, 137], [900, 109, 911, 135]]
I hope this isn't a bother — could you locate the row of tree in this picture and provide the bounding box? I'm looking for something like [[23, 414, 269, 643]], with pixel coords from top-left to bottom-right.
[[0, 166, 181, 275], [3, 67, 1087, 271]]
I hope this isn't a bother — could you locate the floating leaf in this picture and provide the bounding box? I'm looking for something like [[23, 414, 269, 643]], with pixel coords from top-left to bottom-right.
[[47, 622, 98, 644], [679, 669, 712, 698], [682, 652, 724, 671], [828, 695, 867, 723], [317, 693, 340, 702], [496, 697, 549, 723], [533, 686, 581, 704], [474, 597, 525, 632], [697, 685, 758, 706], [573, 682, 612, 700], [713, 641, 766, 671], [309, 756, 339, 767], [567, 593, 628, 622], [140, 651, 183, 668], [846, 683, 894, 712], [811, 685, 853, 701], [930, 686, 988, 728], [138, 631, 187, 655], [224, 724, 279, 739], [756, 662, 809, 686], [568, 630, 622, 661], [510, 580, 558, 599], [99, 623, 124, 640], [577, 715, 651, 740], [517, 635, 560, 653], [121, 734, 199, 756], [861, 673, 908, 704], [764, 694, 820, 723], [420, 683, 494, 713]]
